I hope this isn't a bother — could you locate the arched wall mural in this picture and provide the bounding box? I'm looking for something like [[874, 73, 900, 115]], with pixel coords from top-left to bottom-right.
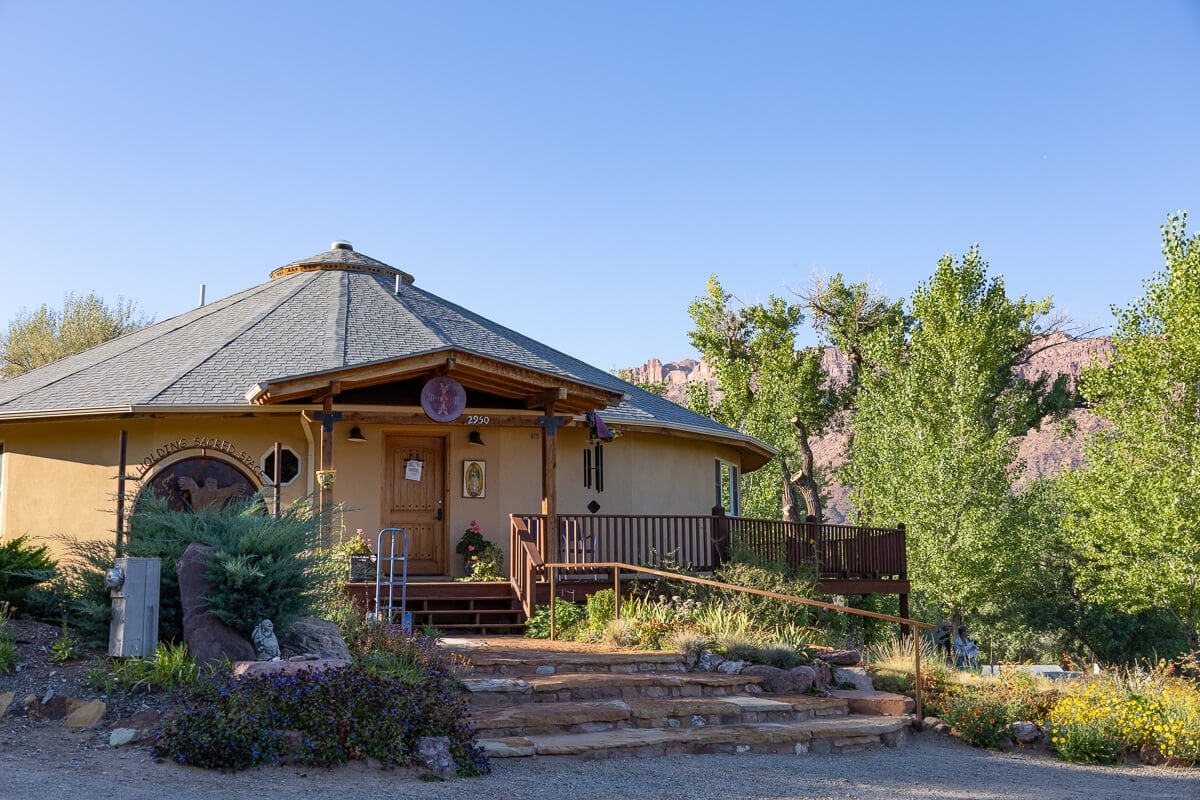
[[142, 455, 260, 512]]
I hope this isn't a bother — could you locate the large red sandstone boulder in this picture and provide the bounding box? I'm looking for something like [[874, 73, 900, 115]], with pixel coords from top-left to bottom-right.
[[177, 543, 255, 665]]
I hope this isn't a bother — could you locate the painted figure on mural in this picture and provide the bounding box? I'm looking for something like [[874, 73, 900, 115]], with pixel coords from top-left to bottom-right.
[[178, 475, 246, 510]]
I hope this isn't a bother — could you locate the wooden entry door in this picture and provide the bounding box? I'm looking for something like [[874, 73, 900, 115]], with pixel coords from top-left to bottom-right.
[[383, 435, 446, 575]]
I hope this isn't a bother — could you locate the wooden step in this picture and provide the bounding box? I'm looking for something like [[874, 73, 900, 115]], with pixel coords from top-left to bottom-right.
[[479, 715, 913, 759]]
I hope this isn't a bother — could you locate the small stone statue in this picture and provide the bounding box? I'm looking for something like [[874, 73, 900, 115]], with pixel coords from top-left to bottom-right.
[[252, 619, 281, 661]]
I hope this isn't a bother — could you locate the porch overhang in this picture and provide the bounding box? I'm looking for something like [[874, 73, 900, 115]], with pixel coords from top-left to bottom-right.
[[244, 348, 625, 415]]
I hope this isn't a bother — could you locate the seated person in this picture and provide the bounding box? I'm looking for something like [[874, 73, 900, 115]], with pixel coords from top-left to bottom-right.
[[953, 624, 979, 670]]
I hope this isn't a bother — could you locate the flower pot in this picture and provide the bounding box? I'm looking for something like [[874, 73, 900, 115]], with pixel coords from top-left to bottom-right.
[[349, 554, 376, 582]]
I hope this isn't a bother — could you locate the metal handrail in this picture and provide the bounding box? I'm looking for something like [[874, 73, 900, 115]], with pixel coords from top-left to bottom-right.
[[543, 560, 935, 718]]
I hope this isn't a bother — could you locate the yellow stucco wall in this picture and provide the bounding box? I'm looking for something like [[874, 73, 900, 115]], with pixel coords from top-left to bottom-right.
[[0, 411, 749, 575]]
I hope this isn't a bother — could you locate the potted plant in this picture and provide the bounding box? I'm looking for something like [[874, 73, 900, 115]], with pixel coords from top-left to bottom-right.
[[341, 528, 375, 582], [456, 520, 486, 574]]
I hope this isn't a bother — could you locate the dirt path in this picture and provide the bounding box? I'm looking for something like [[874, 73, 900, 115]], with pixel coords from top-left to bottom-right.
[[1, 723, 1197, 800]]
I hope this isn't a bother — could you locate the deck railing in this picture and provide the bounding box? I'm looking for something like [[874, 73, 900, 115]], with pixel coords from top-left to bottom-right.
[[509, 511, 906, 581]]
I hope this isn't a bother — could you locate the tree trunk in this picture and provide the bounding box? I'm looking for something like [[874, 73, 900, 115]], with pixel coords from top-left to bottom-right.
[[780, 458, 804, 524], [788, 415, 823, 522]]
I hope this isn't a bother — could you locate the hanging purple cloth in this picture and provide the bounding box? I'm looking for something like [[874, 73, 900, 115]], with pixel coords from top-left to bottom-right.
[[587, 412, 614, 441]]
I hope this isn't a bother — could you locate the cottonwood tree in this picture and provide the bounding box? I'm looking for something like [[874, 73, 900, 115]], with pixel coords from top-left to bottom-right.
[[1066, 213, 1200, 649], [687, 275, 897, 521], [844, 247, 1071, 619], [1, 291, 149, 378]]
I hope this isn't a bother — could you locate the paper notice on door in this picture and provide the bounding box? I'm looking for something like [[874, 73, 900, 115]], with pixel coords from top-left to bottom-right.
[[405, 459, 424, 481]]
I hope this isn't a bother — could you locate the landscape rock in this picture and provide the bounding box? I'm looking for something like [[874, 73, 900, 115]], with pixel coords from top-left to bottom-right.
[[697, 651, 726, 672], [63, 699, 106, 728], [109, 728, 139, 747], [833, 666, 874, 691], [0, 691, 13, 717], [741, 664, 801, 694], [417, 736, 457, 779], [817, 649, 861, 667], [715, 660, 747, 674], [812, 663, 833, 688], [278, 616, 351, 661], [1009, 721, 1042, 744], [177, 543, 256, 665], [788, 666, 817, 690]]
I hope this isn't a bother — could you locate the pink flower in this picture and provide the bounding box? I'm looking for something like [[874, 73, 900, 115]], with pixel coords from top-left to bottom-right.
[[468, 545, 475, 551]]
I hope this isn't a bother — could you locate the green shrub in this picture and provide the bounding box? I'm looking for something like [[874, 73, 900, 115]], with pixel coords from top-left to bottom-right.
[[524, 598, 587, 639], [111, 641, 203, 692], [584, 589, 616, 634], [156, 662, 487, 774], [459, 544, 504, 582], [0, 535, 56, 611], [714, 633, 760, 662], [756, 643, 800, 669], [713, 555, 815, 633], [938, 684, 1015, 748], [0, 602, 16, 674], [48, 618, 79, 662], [1049, 720, 1123, 764], [49, 494, 335, 648]]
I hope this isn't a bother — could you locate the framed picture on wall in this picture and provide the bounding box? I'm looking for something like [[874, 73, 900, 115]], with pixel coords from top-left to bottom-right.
[[463, 460, 486, 498]]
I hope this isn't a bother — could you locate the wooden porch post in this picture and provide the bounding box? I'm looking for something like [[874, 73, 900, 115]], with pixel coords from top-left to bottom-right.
[[539, 402, 563, 566], [318, 394, 339, 546]]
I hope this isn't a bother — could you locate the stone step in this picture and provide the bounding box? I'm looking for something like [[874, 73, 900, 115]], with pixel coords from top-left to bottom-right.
[[469, 694, 853, 737], [469, 700, 632, 737], [828, 689, 916, 716], [625, 694, 849, 728], [462, 650, 686, 677], [478, 714, 914, 759], [462, 672, 765, 706]]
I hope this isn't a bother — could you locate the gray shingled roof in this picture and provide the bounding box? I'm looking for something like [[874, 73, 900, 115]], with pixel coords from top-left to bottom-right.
[[0, 245, 762, 449]]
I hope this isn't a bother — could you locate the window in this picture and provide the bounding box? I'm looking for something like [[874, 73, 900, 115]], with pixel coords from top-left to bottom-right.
[[715, 459, 740, 516], [261, 446, 301, 486]]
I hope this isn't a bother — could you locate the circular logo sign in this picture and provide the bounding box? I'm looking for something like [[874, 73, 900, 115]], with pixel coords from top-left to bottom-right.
[[420, 376, 467, 422]]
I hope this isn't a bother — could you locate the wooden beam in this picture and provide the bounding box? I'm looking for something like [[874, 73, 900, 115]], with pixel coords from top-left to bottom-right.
[[525, 387, 568, 409], [816, 579, 911, 596]]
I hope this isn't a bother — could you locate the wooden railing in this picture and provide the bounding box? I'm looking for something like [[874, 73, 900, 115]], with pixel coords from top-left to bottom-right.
[[542, 560, 934, 715], [509, 512, 906, 581]]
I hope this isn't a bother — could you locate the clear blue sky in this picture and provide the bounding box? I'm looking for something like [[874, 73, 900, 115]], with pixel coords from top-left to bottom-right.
[[2, 2, 1197, 372]]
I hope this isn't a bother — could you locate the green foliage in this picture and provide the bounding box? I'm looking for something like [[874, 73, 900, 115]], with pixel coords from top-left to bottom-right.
[[110, 641, 204, 691], [524, 598, 587, 639], [756, 643, 801, 669], [584, 588, 616, 635], [1047, 660, 1200, 765], [459, 543, 504, 582], [127, 494, 324, 636], [0, 535, 57, 610], [48, 618, 79, 662], [845, 246, 1069, 618], [0, 602, 16, 675], [687, 277, 828, 519], [1049, 721, 1123, 764], [1, 291, 150, 377], [937, 670, 1052, 749], [155, 657, 488, 774], [713, 555, 815, 632], [1065, 213, 1200, 649]]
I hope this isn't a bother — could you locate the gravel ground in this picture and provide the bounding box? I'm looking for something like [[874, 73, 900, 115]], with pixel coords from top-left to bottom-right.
[[4, 625, 1198, 799], [1, 725, 1197, 800]]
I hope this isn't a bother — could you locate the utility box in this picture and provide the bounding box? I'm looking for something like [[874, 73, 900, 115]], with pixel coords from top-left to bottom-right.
[[106, 557, 160, 658]]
